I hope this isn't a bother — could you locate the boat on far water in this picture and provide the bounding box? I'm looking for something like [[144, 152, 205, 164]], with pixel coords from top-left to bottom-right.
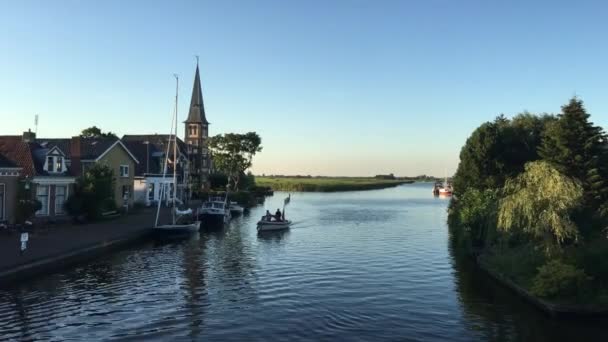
[[433, 172, 453, 197]]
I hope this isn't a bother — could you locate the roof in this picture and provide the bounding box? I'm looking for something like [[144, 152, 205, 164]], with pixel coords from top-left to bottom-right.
[[122, 135, 187, 176], [0, 153, 18, 168], [122, 140, 162, 176], [122, 134, 188, 156], [37, 138, 71, 157], [0, 136, 35, 176], [185, 63, 209, 125]]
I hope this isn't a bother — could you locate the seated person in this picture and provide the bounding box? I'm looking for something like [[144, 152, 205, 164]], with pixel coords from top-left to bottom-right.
[[274, 209, 282, 222], [265, 210, 272, 221]]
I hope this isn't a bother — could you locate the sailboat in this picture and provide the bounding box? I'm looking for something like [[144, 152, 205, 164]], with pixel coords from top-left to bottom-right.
[[154, 75, 201, 234], [433, 170, 453, 196]]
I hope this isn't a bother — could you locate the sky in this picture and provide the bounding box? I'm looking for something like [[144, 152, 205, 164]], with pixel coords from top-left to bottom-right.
[[1, 0, 607, 177]]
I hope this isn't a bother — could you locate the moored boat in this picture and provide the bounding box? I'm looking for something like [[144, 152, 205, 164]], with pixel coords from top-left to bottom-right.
[[198, 195, 231, 228], [153, 75, 201, 235], [229, 201, 245, 216]]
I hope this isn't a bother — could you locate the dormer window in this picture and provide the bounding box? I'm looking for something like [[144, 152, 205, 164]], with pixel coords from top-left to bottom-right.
[[45, 156, 64, 173]]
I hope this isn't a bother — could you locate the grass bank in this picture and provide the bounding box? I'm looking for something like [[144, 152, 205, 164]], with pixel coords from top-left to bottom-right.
[[256, 177, 413, 192]]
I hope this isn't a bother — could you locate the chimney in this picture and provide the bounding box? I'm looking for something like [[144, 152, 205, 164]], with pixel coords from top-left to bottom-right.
[[22, 129, 36, 143], [70, 136, 82, 176]]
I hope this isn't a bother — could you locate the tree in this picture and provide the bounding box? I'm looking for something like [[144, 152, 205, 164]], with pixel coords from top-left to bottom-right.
[[80, 126, 117, 139], [498, 161, 582, 251], [208, 132, 262, 191], [65, 164, 116, 220], [538, 97, 608, 209], [452, 114, 553, 193]]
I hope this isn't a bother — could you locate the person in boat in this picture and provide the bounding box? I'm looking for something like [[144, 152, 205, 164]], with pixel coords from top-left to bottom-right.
[[275, 209, 283, 222], [265, 210, 272, 221]]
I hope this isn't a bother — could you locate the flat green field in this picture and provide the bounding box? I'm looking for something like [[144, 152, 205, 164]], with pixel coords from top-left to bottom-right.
[[255, 177, 413, 192]]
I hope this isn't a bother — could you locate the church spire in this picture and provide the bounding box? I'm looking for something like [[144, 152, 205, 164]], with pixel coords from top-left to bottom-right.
[[185, 59, 209, 124]]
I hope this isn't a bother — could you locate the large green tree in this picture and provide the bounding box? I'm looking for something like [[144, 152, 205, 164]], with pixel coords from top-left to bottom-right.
[[452, 113, 554, 193], [208, 132, 262, 191], [80, 126, 118, 139], [538, 97, 608, 209]]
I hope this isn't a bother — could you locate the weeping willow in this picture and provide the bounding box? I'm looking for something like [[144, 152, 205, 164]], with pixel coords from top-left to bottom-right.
[[498, 161, 583, 246]]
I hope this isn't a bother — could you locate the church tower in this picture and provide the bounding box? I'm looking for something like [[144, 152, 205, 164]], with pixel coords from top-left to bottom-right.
[[184, 60, 210, 189]]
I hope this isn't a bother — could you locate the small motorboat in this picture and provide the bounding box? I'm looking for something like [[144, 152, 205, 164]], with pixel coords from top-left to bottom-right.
[[229, 202, 245, 216], [257, 219, 292, 232]]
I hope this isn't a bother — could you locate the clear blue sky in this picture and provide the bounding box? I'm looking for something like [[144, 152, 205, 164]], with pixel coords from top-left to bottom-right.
[[1, 1, 607, 176]]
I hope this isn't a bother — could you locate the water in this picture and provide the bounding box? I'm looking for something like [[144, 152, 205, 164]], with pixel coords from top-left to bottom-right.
[[1, 183, 607, 341]]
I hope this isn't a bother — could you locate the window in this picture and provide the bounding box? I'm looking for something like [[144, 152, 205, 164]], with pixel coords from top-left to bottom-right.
[[36, 185, 49, 216], [55, 186, 67, 215], [189, 125, 198, 137], [45, 156, 64, 173], [193, 140, 199, 146], [119, 165, 129, 178], [55, 157, 63, 172], [0, 184, 5, 221], [47, 157, 54, 172]]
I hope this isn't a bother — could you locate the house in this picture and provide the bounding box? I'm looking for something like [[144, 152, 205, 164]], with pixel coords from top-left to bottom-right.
[[34, 135, 140, 209], [183, 61, 212, 190], [0, 131, 76, 222], [122, 134, 189, 206], [0, 153, 21, 224]]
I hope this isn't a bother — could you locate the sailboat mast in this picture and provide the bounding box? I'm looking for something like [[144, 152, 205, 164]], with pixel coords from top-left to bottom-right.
[[172, 74, 179, 224], [154, 77, 178, 228]]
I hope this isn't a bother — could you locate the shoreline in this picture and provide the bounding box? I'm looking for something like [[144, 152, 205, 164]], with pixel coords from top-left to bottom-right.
[[256, 177, 415, 192], [475, 256, 608, 318]]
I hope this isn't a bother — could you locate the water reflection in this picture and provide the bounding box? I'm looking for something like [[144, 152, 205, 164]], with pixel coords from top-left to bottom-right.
[[257, 230, 290, 243]]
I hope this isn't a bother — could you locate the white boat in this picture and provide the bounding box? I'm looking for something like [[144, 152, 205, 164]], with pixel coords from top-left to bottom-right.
[[198, 195, 231, 227], [153, 75, 200, 235], [257, 219, 292, 231], [257, 195, 292, 232], [229, 201, 244, 215]]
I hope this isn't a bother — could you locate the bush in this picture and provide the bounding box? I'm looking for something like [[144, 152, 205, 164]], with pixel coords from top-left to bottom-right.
[[15, 182, 42, 223], [448, 188, 498, 251], [65, 164, 116, 221], [530, 260, 590, 299]]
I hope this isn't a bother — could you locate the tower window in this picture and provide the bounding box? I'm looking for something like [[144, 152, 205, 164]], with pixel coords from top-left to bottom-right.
[[189, 125, 198, 137]]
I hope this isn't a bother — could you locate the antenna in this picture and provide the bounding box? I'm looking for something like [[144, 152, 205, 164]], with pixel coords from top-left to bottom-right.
[[34, 114, 39, 135], [195, 55, 199, 66]]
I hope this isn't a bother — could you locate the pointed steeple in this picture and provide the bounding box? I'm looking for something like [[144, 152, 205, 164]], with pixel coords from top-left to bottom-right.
[[185, 60, 209, 124]]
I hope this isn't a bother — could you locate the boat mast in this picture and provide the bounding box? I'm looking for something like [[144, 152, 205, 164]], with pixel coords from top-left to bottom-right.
[[172, 74, 179, 225], [154, 77, 178, 228]]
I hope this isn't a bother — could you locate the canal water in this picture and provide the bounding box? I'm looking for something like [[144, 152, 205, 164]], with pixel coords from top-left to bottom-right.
[[1, 183, 607, 341]]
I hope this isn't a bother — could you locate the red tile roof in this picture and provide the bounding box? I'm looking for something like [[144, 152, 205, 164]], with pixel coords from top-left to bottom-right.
[[0, 136, 35, 176]]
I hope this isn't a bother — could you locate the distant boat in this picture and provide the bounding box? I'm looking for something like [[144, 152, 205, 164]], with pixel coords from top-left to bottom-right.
[[433, 171, 453, 197], [153, 75, 200, 234]]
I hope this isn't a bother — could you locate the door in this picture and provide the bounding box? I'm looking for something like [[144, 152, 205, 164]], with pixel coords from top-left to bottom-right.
[[0, 184, 5, 221]]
